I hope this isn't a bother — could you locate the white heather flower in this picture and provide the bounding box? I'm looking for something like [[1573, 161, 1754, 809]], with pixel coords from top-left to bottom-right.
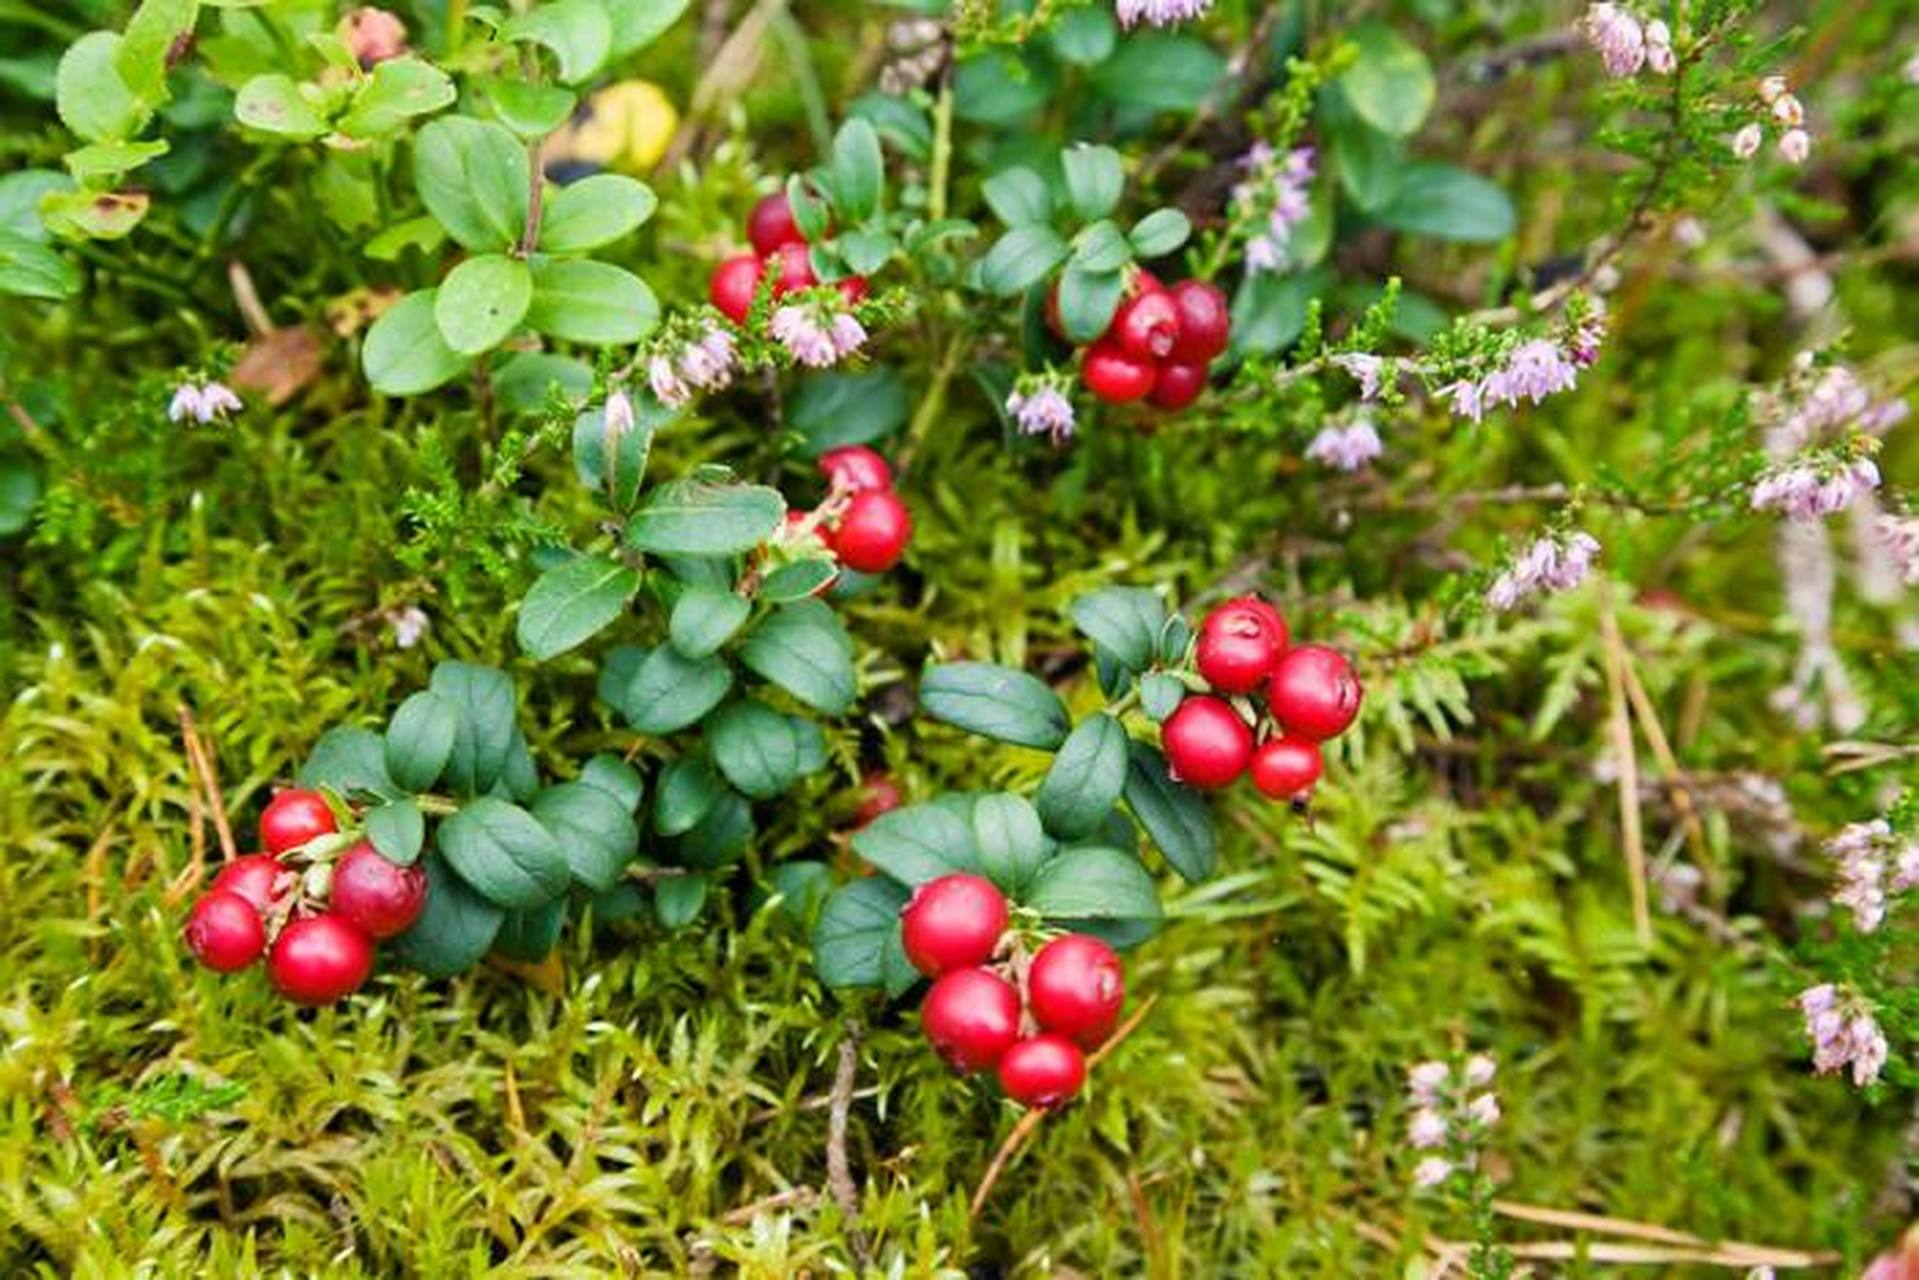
[[648, 354, 691, 407], [1758, 75, 1789, 104], [389, 605, 429, 649], [1463, 1054, 1496, 1087], [1006, 383, 1076, 443], [1731, 123, 1764, 160], [1771, 93, 1805, 128], [1305, 418, 1383, 472], [1115, 0, 1214, 30], [1643, 19, 1675, 74], [1332, 353, 1385, 400], [1778, 128, 1811, 165], [678, 326, 739, 391], [1406, 1062, 1449, 1105], [603, 388, 635, 437], [1412, 1157, 1453, 1189], [770, 305, 841, 368], [1581, 3, 1646, 77], [829, 312, 868, 358], [1751, 458, 1880, 521], [1466, 1093, 1502, 1127], [168, 380, 241, 424], [1407, 1109, 1448, 1149]]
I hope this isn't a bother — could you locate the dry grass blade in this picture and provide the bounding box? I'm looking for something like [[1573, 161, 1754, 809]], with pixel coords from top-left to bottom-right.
[[827, 1019, 871, 1265], [1491, 1199, 1838, 1265], [1600, 600, 1652, 944]]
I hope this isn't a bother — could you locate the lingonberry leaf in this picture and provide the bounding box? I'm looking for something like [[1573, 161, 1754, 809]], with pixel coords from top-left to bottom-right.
[[617, 644, 734, 735], [482, 78, 578, 138], [1024, 846, 1162, 923], [383, 689, 461, 793], [388, 852, 505, 978], [502, 0, 613, 85], [116, 0, 197, 106], [299, 726, 400, 800], [1088, 33, 1224, 113], [653, 872, 708, 928], [668, 584, 751, 659], [1377, 163, 1516, 243], [538, 174, 658, 253], [1338, 22, 1436, 139], [760, 559, 837, 602], [1128, 208, 1191, 259], [1057, 263, 1126, 345], [666, 788, 755, 869], [831, 117, 884, 222], [653, 755, 723, 837], [982, 166, 1051, 227], [1061, 143, 1124, 222], [790, 369, 909, 455], [1138, 672, 1187, 723], [517, 553, 641, 661], [1069, 219, 1131, 274], [429, 661, 520, 797], [571, 398, 662, 511], [434, 253, 532, 356], [234, 74, 328, 139], [1035, 713, 1130, 840], [412, 117, 528, 251], [578, 753, 645, 813], [362, 289, 471, 396], [530, 780, 640, 892], [57, 33, 151, 144], [851, 804, 981, 885], [706, 699, 802, 800], [625, 476, 784, 557], [1049, 7, 1117, 65], [1068, 587, 1166, 674], [0, 233, 80, 301], [767, 860, 833, 923], [436, 796, 571, 910], [336, 58, 457, 138], [603, 0, 693, 58], [738, 600, 857, 716], [969, 793, 1049, 897], [981, 225, 1069, 297], [920, 661, 1071, 750], [364, 799, 426, 866], [524, 258, 659, 345], [1122, 741, 1217, 882], [813, 876, 910, 988], [492, 898, 566, 962]]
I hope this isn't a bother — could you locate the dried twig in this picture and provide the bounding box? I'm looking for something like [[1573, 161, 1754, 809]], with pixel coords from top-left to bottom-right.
[[826, 1019, 871, 1265], [1599, 600, 1652, 944]]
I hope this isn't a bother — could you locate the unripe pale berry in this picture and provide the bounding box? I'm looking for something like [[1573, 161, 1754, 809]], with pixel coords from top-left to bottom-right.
[[1249, 736, 1324, 800], [1083, 340, 1158, 403], [267, 915, 375, 1006], [1148, 362, 1208, 410], [1112, 288, 1182, 362], [818, 445, 893, 493], [997, 1033, 1087, 1107], [259, 789, 337, 856], [329, 842, 427, 940], [768, 241, 818, 296], [1166, 279, 1231, 364], [1195, 601, 1286, 694], [828, 489, 912, 573], [1027, 933, 1124, 1048], [900, 873, 1008, 976], [211, 853, 291, 914], [184, 891, 268, 972], [747, 192, 805, 256], [920, 967, 1021, 1072], [1161, 695, 1253, 789], [709, 254, 764, 325], [1267, 644, 1363, 741]]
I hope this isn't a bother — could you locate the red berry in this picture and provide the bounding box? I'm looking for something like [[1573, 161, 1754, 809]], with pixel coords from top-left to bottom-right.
[[184, 891, 267, 972], [836, 276, 870, 306], [1235, 595, 1290, 646], [211, 854, 291, 914], [1195, 601, 1286, 694], [853, 772, 903, 828], [1112, 288, 1182, 362], [1161, 695, 1253, 789], [900, 873, 1008, 977], [1249, 736, 1324, 800], [1267, 644, 1363, 741], [329, 841, 427, 940], [768, 241, 817, 296], [920, 967, 1021, 1072], [747, 192, 805, 256], [259, 789, 337, 856], [1132, 267, 1166, 295], [997, 1034, 1087, 1107], [828, 489, 912, 573], [818, 445, 893, 494], [267, 915, 375, 1006], [1082, 340, 1158, 404], [709, 253, 764, 325], [1148, 362, 1208, 411], [1166, 280, 1231, 364], [1027, 934, 1124, 1049]]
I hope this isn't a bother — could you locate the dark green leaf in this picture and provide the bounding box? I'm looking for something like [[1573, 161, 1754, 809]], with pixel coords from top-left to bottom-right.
[[1129, 208, 1191, 259], [1049, 8, 1117, 65], [654, 873, 707, 928], [1089, 34, 1223, 113], [970, 793, 1048, 895], [920, 661, 1070, 750], [626, 476, 784, 556], [851, 804, 980, 885], [1123, 741, 1217, 881], [1035, 713, 1130, 839], [1061, 144, 1123, 222], [429, 661, 519, 797], [579, 753, 644, 811], [436, 796, 571, 909], [982, 225, 1068, 297], [813, 876, 909, 988], [517, 553, 640, 660], [389, 852, 505, 978], [981, 166, 1051, 227], [1377, 164, 1515, 243], [1071, 219, 1131, 273], [571, 396, 663, 509], [831, 117, 884, 221], [364, 799, 425, 865], [619, 645, 733, 734], [738, 600, 857, 715], [668, 584, 750, 658], [413, 116, 528, 251], [790, 369, 909, 455], [1139, 672, 1186, 722], [1025, 846, 1162, 921], [531, 780, 639, 891], [492, 898, 565, 961], [1069, 587, 1165, 672], [1058, 264, 1125, 344], [299, 727, 399, 799], [706, 699, 801, 799], [653, 755, 723, 836], [384, 689, 460, 793]]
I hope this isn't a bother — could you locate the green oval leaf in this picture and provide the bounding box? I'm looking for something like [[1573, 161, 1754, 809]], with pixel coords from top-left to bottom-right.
[[706, 699, 801, 799], [363, 289, 471, 396], [1123, 741, 1216, 882], [625, 476, 783, 557], [435, 253, 532, 355], [921, 661, 1070, 750], [526, 257, 658, 345], [539, 173, 658, 253], [413, 116, 528, 251], [1068, 587, 1166, 673], [813, 876, 910, 988], [517, 553, 640, 660], [389, 852, 505, 977], [738, 600, 856, 716], [364, 798, 426, 866], [1036, 713, 1130, 840], [982, 225, 1069, 297], [384, 690, 461, 793], [852, 803, 981, 885], [1025, 846, 1161, 922], [436, 796, 571, 910], [1338, 23, 1435, 138], [668, 584, 751, 659], [619, 645, 733, 735], [234, 73, 328, 139], [530, 780, 639, 891], [1061, 144, 1123, 222]]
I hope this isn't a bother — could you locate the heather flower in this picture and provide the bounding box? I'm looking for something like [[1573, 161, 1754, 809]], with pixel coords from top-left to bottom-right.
[[1465, 1093, 1501, 1127], [1115, 0, 1214, 29], [1825, 818, 1917, 933], [648, 354, 691, 407], [1233, 144, 1316, 274], [1581, 3, 1645, 77], [1407, 1110, 1447, 1148], [603, 388, 635, 438], [167, 379, 242, 424], [388, 605, 429, 650], [1731, 123, 1763, 159], [1406, 1061, 1448, 1104], [1412, 1157, 1453, 1188], [1404, 1050, 1500, 1192], [1441, 378, 1484, 423], [770, 301, 864, 368], [1758, 75, 1789, 104], [1332, 353, 1386, 400], [1463, 1054, 1496, 1087], [1771, 93, 1805, 128], [1750, 457, 1879, 521], [1778, 128, 1811, 164], [678, 326, 739, 391], [1305, 418, 1383, 472], [1486, 531, 1602, 611], [1444, 336, 1584, 422], [829, 313, 868, 358], [1797, 985, 1888, 1087], [1006, 379, 1077, 444], [1643, 18, 1675, 73]]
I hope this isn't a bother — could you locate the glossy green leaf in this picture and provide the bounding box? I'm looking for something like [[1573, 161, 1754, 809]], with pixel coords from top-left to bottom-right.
[[516, 553, 640, 660]]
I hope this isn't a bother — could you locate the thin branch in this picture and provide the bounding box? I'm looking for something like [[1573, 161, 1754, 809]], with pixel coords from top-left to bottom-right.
[[1600, 598, 1653, 944], [826, 1019, 871, 1265]]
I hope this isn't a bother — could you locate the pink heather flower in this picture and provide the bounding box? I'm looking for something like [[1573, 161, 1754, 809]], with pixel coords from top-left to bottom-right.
[[604, 388, 636, 437], [168, 380, 241, 424], [1487, 532, 1601, 610], [1877, 511, 1919, 580], [1673, 216, 1708, 249], [1644, 19, 1675, 73], [1305, 419, 1383, 472], [1893, 843, 1919, 893], [388, 604, 429, 649], [1798, 986, 1889, 1087], [1006, 383, 1076, 444], [1407, 1109, 1448, 1149], [1758, 75, 1789, 104], [1332, 353, 1385, 400], [1406, 1062, 1449, 1104], [770, 305, 840, 368], [1771, 94, 1806, 128], [1825, 819, 1913, 933], [1778, 128, 1811, 165], [1115, 0, 1214, 29], [1466, 1093, 1502, 1127], [1463, 1054, 1496, 1087], [1233, 145, 1316, 274], [340, 6, 407, 67], [1731, 123, 1764, 159], [1442, 378, 1485, 423], [1412, 1157, 1453, 1189], [1581, 3, 1646, 77], [1750, 458, 1880, 521], [1568, 306, 1608, 368], [1483, 339, 1581, 408], [678, 327, 739, 391], [829, 313, 868, 358], [648, 354, 691, 407]]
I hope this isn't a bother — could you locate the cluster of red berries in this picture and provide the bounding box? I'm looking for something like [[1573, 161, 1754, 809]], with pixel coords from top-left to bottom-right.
[[182, 788, 425, 1005], [902, 874, 1125, 1108], [708, 192, 866, 326], [1053, 271, 1232, 411], [783, 444, 913, 575], [1162, 597, 1362, 801]]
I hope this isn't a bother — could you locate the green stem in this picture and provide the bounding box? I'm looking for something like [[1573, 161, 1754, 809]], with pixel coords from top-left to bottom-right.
[[928, 67, 955, 224]]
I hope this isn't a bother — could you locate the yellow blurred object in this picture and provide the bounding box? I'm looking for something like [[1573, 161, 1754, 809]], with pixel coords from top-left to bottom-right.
[[546, 80, 680, 175]]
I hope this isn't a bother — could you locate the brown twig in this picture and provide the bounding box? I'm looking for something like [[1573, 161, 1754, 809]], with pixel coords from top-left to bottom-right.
[[968, 993, 1160, 1219], [1616, 652, 1713, 886], [826, 1019, 871, 1265], [1599, 599, 1653, 945], [179, 705, 238, 864]]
